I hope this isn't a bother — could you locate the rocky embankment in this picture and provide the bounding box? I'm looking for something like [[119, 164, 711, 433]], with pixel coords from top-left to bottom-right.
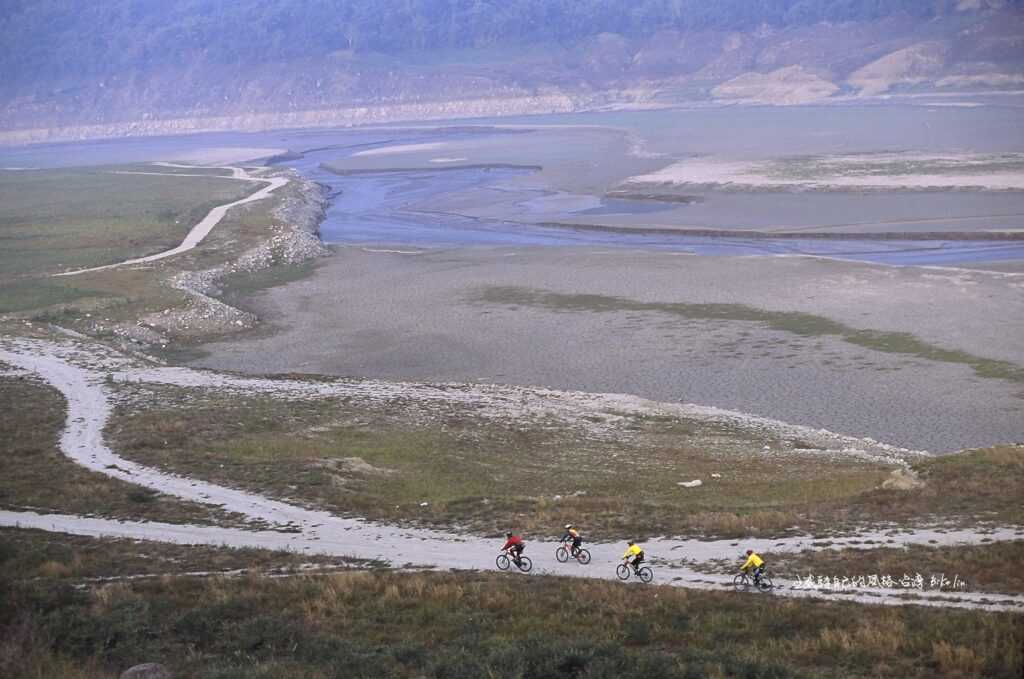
[[102, 171, 330, 349]]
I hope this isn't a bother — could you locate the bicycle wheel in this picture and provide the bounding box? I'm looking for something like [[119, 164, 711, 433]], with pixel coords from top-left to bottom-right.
[[517, 556, 533, 572], [496, 554, 510, 571], [638, 567, 654, 584], [616, 564, 630, 580], [555, 546, 569, 563], [757, 574, 774, 592], [576, 549, 592, 565], [733, 573, 749, 592]]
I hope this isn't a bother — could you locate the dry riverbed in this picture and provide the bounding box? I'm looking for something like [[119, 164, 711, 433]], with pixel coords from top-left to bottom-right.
[[193, 246, 1024, 452]]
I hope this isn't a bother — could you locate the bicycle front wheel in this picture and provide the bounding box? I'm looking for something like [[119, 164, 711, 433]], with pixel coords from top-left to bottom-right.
[[638, 567, 654, 584], [496, 554, 510, 571], [616, 564, 630, 580], [733, 573, 749, 592], [576, 549, 592, 565], [517, 556, 533, 572], [555, 547, 569, 563]]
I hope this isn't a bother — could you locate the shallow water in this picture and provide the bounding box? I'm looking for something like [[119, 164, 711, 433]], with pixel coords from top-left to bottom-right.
[[297, 161, 1024, 266], [3, 104, 1023, 267]]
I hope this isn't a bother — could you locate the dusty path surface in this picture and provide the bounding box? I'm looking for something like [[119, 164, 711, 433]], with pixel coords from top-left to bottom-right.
[[54, 164, 288, 277], [1, 336, 1021, 612], [4, 509, 1022, 613]]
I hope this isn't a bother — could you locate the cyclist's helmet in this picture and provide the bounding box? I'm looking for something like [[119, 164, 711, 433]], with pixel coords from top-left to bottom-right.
[[506, 532, 513, 538], [565, 524, 573, 529], [745, 549, 754, 555], [627, 540, 635, 546]]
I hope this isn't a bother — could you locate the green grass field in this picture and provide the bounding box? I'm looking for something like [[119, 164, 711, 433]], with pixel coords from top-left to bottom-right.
[[0, 166, 256, 314]]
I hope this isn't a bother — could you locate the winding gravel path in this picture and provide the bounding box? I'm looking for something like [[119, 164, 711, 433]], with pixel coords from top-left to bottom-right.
[[54, 164, 288, 277], [1, 336, 1021, 612]]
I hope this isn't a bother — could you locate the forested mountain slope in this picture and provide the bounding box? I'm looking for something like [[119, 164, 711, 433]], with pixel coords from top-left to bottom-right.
[[1, 0, 1022, 142]]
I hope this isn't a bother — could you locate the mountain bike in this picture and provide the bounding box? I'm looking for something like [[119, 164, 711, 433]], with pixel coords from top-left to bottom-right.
[[555, 544, 592, 564], [616, 561, 653, 583], [496, 550, 533, 573], [733, 569, 773, 592]]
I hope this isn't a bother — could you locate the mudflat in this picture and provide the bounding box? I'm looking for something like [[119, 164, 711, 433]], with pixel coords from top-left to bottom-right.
[[193, 246, 1024, 452]]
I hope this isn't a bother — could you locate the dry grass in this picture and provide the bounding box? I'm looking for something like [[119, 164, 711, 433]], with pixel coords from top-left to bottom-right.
[[107, 385, 894, 539], [773, 540, 1024, 595], [0, 374, 249, 526], [0, 527, 373, 582], [108, 385, 1024, 540], [0, 569, 1019, 678], [0, 164, 315, 365], [841, 445, 1024, 526]]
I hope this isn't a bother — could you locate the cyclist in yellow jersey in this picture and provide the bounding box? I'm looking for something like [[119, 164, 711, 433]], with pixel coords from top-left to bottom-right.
[[740, 549, 765, 584], [561, 524, 582, 557], [622, 541, 645, 573]]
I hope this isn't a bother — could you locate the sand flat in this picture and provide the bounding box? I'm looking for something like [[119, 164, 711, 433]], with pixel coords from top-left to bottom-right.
[[627, 152, 1024, 191], [194, 247, 1024, 452]]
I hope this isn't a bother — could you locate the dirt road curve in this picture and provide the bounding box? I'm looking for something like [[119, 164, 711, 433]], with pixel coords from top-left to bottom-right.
[[54, 164, 288, 277], [1, 337, 1021, 612]]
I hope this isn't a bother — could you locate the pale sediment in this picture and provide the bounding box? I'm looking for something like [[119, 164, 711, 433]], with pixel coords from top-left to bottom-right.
[[191, 247, 1024, 452]]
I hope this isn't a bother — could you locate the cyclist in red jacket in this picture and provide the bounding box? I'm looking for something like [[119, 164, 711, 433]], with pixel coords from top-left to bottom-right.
[[500, 532, 525, 565]]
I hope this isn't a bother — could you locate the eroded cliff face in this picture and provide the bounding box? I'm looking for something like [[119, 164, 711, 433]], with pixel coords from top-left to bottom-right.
[[2, 5, 1021, 144]]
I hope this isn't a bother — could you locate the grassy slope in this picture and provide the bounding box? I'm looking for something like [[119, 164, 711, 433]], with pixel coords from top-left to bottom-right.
[[107, 384, 894, 539], [771, 541, 1024, 595], [107, 383, 1024, 539], [0, 568, 1019, 679], [0, 374, 251, 527], [840, 445, 1024, 526], [0, 166, 256, 313], [0, 527, 368, 581]]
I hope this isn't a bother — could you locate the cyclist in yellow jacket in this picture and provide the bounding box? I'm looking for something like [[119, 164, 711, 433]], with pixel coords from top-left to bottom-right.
[[740, 549, 765, 584], [561, 524, 583, 557], [622, 541, 645, 573]]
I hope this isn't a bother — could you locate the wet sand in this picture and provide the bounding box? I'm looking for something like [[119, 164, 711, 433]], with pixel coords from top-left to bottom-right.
[[194, 247, 1024, 452]]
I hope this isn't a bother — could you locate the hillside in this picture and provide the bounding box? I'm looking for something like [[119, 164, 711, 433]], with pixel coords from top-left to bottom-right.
[[1, 0, 1022, 142]]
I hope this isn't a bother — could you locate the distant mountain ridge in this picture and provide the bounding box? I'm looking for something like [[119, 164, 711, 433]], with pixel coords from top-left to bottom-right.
[[1, 0, 1022, 143]]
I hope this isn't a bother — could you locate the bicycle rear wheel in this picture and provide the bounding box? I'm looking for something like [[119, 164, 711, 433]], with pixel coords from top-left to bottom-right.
[[555, 547, 569, 563], [758, 574, 774, 592], [638, 567, 654, 584], [496, 554, 510, 571], [576, 549, 592, 565], [517, 556, 533, 572], [733, 573, 749, 592]]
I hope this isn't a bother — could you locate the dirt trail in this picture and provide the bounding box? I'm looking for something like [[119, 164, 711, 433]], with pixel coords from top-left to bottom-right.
[[54, 164, 288, 277], [1, 336, 1021, 611], [4, 510, 1022, 612]]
